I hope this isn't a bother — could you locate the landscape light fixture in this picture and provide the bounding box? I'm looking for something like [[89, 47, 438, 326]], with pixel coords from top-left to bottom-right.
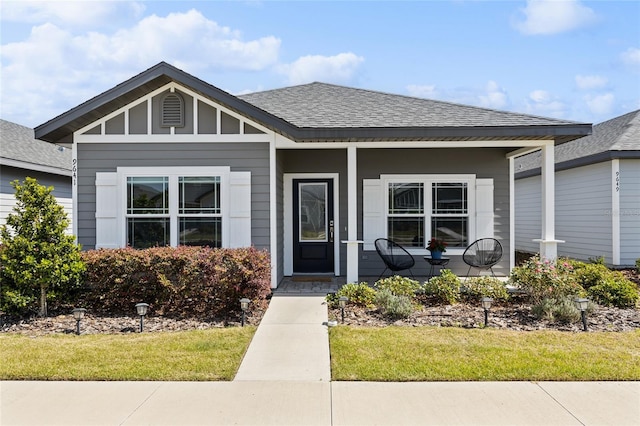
[[240, 298, 250, 327], [481, 297, 493, 327], [574, 298, 589, 331], [135, 303, 149, 332], [72, 308, 86, 335], [338, 296, 348, 323]]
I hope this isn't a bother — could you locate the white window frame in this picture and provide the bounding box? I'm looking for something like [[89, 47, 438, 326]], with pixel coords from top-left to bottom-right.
[[382, 174, 476, 255], [117, 166, 231, 248]]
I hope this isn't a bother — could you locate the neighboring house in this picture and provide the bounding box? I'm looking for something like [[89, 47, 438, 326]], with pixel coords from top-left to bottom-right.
[[1, 119, 73, 233], [515, 110, 640, 267], [34, 62, 591, 287]]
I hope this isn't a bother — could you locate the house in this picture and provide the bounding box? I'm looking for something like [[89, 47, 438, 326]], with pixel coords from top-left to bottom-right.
[[515, 110, 640, 267], [34, 62, 591, 287], [1, 119, 72, 233]]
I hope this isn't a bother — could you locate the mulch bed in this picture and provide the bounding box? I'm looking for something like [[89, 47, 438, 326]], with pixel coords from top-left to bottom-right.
[[3, 269, 639, 336]]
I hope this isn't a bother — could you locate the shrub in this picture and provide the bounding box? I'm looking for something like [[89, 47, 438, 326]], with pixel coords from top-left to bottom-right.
[[423, 270, 461, 304], [329, 282, 377, 308], [375, 275, 421, 297], [0, 178, 85, 316], [462, 276, 510, 302], [572, 262, 614, 289], [588, 277, 639, 308], [79, 246, 271, 318], [509, 255, 583, 303], [375, 288, 414, 319], [636, 258, 640, 273], [531, 297, 583, 324]]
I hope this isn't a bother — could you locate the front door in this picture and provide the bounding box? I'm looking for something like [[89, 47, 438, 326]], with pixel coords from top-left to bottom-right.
[[293, 179, 334, 273]]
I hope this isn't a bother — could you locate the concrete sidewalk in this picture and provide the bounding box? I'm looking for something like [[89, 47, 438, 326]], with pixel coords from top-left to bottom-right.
[[2, 380, 638, 425]]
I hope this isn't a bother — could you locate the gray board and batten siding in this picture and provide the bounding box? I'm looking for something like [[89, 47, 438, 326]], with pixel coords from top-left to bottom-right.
[[77, 142, 270, 250]]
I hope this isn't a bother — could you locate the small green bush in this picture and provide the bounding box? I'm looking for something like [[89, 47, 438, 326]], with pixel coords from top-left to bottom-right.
[[423, 270, 461, 304], [572, 262, 614, 289], [375, 275, 421, 298], [462, 276, 510, 302], [588, 277, 639, 308], [532, 297, 583, 323], [509, 255, 584, 303], [375, 288, 414, 319], [330, 282, 377, 308], [636, 258, 640, 273]]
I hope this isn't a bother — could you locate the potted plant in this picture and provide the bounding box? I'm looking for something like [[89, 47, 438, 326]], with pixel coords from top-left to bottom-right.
[[427, 237, 447, 259]]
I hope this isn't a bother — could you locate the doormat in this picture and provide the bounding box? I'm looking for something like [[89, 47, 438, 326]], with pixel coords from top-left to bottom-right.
[[291, 276, 333, 282]]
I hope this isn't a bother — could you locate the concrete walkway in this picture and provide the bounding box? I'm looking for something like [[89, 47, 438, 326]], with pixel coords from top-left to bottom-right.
[[1, 284, 639, 425], [234, 294, 331, 381]]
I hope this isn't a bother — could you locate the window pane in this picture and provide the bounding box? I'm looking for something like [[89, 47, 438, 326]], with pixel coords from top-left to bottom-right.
[[299, 183, 327, 241], [388, 217, 424, 247], [180, 217, 221, 247], [389, 183, 423, 214], [127, 218, 170, 248], [127, 177, 168, 214], [431, 217, 468, 248], [179, 176, 220, 214], [432, 183, 467, 214]]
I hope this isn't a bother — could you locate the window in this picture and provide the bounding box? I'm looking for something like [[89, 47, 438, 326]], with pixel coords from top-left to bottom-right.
[[95, 167, 251, 250], [178, 177, 221, 247], [124, 172, 223, 249], [386, 178, 471, 249]]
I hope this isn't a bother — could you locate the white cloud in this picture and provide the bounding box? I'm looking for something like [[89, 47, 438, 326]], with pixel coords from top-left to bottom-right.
[[0, 9, 281, 126], [575, 74, 608, 90], [621, 47, 640, 68], [525, 89, 567, 117], [406, 84, 438, 98], [280, 53, 364, 85], [407, 81, 509, 110], [585, 93, 615, 116], [512, 0, 597, 35], [478, 80, 509, 109]]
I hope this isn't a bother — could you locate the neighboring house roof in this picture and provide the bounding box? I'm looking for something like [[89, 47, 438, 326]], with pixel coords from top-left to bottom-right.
[[515, 109, 640, 177], [35, 61, 591, 144], [1, 119, 72, 176]]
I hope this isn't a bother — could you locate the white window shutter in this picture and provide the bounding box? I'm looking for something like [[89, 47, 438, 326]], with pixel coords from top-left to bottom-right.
[[475, 178, 494, 239], [363, 179, 384, 251], [95, 172, 120, 248], [229, 171, 251, 248]]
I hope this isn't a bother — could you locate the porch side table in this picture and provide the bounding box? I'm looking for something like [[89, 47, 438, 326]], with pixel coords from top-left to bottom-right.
[[424, 256, 450, 279]]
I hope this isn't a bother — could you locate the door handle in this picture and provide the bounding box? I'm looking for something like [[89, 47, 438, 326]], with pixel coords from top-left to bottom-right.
[[329, 220, 334, 243]]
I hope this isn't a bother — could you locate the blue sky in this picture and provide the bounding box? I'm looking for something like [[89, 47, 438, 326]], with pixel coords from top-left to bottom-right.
[[1, 0, 639, 128]]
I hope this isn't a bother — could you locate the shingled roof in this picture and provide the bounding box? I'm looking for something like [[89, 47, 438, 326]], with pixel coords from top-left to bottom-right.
[[35, 61, 591, 144], [515, 109, 640, 177], [1, 119, 71, 176], [239, 82, 578, 128]]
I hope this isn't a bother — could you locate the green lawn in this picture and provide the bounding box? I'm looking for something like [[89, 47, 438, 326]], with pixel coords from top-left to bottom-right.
[[330, 326, 640, 381], [0, 327, 255, 381]]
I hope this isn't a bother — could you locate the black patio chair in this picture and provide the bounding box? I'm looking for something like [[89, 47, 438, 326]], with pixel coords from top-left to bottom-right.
[[462, 238, 503, 278], [374, 238, 415, 280]]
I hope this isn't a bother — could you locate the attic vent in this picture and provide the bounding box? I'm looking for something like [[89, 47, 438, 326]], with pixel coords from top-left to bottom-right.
[[161, 92, 184, 127]]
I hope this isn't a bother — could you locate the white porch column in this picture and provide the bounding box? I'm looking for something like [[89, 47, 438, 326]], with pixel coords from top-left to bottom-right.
[[534, 141, 563, 259], [342, 146, 362, 283]]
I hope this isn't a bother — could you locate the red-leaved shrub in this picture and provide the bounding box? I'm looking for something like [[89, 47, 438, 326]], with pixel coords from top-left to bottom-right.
[[80, 246, 271, 318]]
